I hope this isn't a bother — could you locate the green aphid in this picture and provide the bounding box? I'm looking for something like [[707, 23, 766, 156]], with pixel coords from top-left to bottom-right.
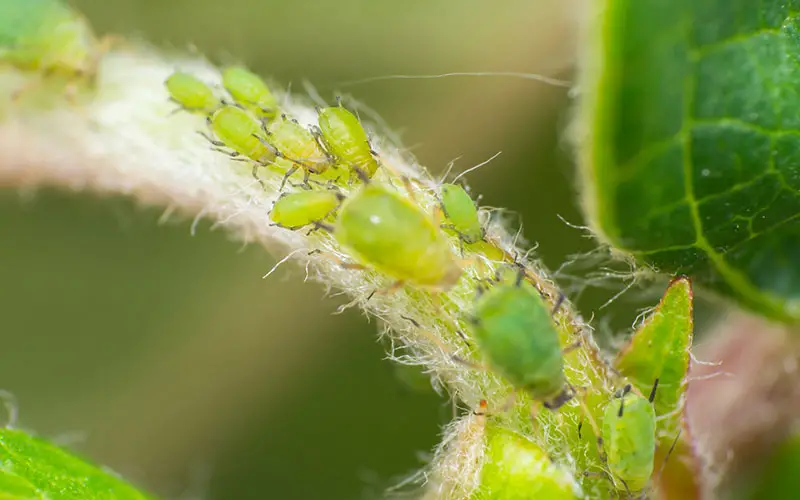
[[316, 103, 379, 179], [601, 382, 657, 494], [222, 66, 278, 119], [206, 105, 274, 183], [440, 183, 483, 245], [475, 424, 581, 500], [270, 190, 342, 230], [165, 71, 219, 114], [471, 276, 569, 408], [333, 183, 462, 290], [266, 115, 335, 189], [0, 0, 107, 90]]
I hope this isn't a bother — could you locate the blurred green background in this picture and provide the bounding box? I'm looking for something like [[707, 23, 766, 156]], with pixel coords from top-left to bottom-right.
[[0, 0, 643, 498]]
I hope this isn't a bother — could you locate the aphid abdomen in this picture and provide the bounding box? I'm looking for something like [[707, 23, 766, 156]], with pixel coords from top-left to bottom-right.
[[222, 66, 278, 118], [209, 105, 272, 163], [268, 117, 332, 182], [472, 284, 565, 402], [165, 72, 219, 113], [270, 190, 341, 229], [440, 183, 482, 244], [334, 184, 460, 288], [317, 106, 379, 178]]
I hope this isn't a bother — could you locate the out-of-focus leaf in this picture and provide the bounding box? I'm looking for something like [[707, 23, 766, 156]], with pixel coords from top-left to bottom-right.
[[579, 0, 800, 322], [0, 428, 154, 500]]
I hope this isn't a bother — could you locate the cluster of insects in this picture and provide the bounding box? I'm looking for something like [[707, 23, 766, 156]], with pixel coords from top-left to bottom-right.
[[165, 66, 675, 498], [164, 66, 498, 293]]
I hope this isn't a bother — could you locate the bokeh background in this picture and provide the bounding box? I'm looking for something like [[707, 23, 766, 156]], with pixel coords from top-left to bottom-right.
[[0, 1, 729, 499]]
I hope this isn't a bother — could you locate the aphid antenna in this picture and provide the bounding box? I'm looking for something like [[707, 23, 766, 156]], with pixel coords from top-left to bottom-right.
[[337, 71, 572, 88], [438, 155, 463, 184], [648, 378, 660, 404], [452, 151, 502, 183], [301, 79, 328, 107]]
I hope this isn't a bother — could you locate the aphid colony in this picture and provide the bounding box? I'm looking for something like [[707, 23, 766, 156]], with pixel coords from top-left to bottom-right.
[[166, 66, 667, 496], [165, 66, 493, 292]]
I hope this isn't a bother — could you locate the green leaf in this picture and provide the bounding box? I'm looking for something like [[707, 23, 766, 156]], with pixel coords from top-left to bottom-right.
[[0, 428, 155, 500], [579, 0, 800, 322]]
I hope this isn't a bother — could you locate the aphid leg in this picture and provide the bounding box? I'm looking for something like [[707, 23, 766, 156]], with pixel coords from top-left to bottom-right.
[[371, 280, 405, 297], [454, 330, 473, 348], [543, 388, 574, 411], [401, 176, 418, 202], [310, 221, 335, 233], [340, 262, 368, 271], [514, 266, 525, 287], [198, 131, 226, 148], [457, 235, 468, 257], [351, 165, 372, 184], [562, 340, 582, 355], [653, 429, 683, 492], [280, 165, 299, 191], [301, 169, 314, 190], [310, 125, 337, 163], [619, 478, 633, 498], [10, 74, 43, 103], [551, 292, 566, 317], [251, 163, 266, 188], [368, 142, 379, 157]]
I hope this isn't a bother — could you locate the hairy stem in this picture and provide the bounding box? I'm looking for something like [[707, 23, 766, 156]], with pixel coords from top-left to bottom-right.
[[0, 45, 613, 498]]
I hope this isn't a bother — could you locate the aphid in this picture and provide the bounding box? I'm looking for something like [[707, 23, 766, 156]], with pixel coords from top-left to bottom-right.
[[266, 115, 335, 189], [439, 183, 483, 245], [1, 0, 110, 96], [332, 182, 462, 290], [205, 105, 273, 182], [165, 71, 219, 113], [316, 102, 379, 179], [470, 272, 571, 408], [601, 381, 658, 494], [270, 190, 342, 230], [222, 66, 278, 119]]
